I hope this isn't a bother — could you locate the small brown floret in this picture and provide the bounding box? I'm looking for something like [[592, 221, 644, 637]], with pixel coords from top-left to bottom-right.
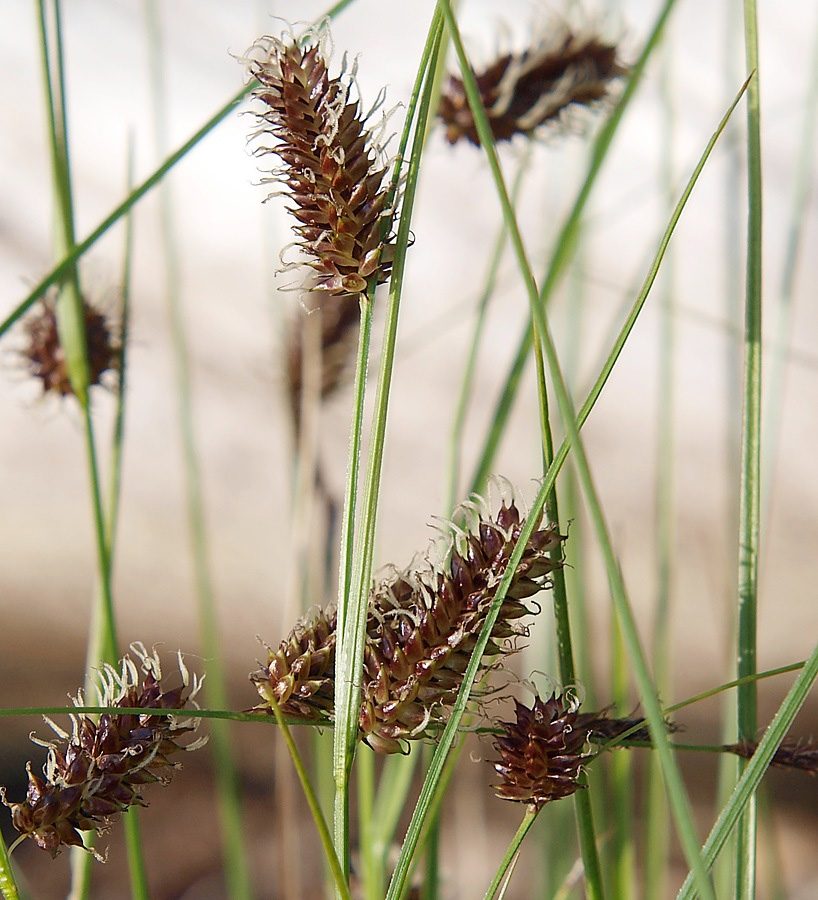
[[492, 694, 590, 807]]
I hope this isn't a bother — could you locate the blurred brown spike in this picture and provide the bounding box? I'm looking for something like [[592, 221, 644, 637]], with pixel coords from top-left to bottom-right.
[[438, 25, 627, 146], [20, 293, 120, 398], [724, 737, 818, 775], [244, 26, 395, 302]]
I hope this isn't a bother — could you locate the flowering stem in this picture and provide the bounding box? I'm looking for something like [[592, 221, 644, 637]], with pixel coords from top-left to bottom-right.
[[483, 806, 539, 900], [0, 832, 20, 900]]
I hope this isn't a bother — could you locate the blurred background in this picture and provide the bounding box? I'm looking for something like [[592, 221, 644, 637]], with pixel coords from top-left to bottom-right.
[[1, 0, 817, 896]]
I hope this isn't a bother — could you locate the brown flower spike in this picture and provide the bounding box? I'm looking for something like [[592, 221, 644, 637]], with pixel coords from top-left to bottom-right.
[[492, 694, 590, 807], [251, 497, 566, 753], [2, 645, 205, 858], [244, 24, 395, 301], [20, 294, 120, 398], [438, 24, 627, 146]]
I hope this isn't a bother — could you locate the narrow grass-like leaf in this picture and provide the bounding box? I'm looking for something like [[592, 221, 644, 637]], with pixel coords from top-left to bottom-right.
[[644, 41, 677, 900], [0, 831, 20, 900], [392, 9, 749, 896], [736, 0, 763, 891], [332, 8, 445, 880], [678, 640, 818, 899], [468, 0, 680, 496], [143, 4, 252, 894], [262, 689, 351, 900]]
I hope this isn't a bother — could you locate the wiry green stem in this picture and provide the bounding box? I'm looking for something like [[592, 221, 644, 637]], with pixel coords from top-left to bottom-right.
[[483, 806, 540, 900], [736, 3, 763, 892], [142, 4, 252, 894], [0, 832, 20, 900], [332, 10, 444, 887]]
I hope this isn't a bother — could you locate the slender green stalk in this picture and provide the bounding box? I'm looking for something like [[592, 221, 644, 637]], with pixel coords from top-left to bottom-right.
[[332, 291, 374, 882], [0, 832, 20, 900], [259, 690, 351, 900], [332, 11, 444, 883], [644, 38, 677, 899], [678, 640, 818, 899], [446, 151, 529, 512], [142, 4, 252, 894], [35, 3, 142, 894], [386, 58, 748, 900], [736, 3, 763, 892], [483, 806, 540, 900], [439, 8, 752, 896], [468, 0, 680, 496]]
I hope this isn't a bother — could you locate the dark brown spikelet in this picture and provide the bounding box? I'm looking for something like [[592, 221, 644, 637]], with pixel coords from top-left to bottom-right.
[[249, 497, 566, 753], [492, 694, 590, 807], [724, 737, 818, 776], [575, 708, 677, 746], [438, 25, 627, 146], [20, 294, 120, 398], [244, 25, 395, 301], [250, 605, 337, 723], [360, 500, 565, 753], [1, 645, 205, 858]]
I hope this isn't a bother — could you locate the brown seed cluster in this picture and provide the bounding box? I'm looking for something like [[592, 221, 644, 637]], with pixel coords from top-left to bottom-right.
[[244, 25, 395, 302], [20, 294, 120, 398], [492, 694, 590, 807], [2, 645, 205, 858], [250, 498, 566, 753], [724, 737, 818, 775], [438, 26, 627, 146]]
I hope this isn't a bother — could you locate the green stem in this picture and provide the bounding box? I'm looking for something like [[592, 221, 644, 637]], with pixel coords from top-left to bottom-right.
[[0, 833, 20, 900], [259, 689, 351, 900], [678, 641, 818, 899], [736, 3, 763, 893], [143, 4, 252, 893], [332, 11, 444, 885], [483, 806, 540, 900], [467, 0, 680, 496]]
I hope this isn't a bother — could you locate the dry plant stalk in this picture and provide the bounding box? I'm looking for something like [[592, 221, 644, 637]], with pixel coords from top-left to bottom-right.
[[244, 23, 395, 302], [251, 497, 566, 753], [283, 290, 361, 430], [1, 645, 206, 858], [438, 22, 627, 146]]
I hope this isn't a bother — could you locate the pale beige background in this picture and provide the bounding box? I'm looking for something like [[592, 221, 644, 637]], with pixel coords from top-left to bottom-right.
[[1, 1, 817, 897]]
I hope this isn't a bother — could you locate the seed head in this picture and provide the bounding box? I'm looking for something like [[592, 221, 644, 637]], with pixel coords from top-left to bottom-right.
[[250, 498, 566, 754], [20, 293, 120, 398], [244, 24, 395, 301], [438, 24, 627, 146], [360, 500, 565, 753], [1, 644, 205, 858], [492, 694, 590, 807], [250, 605, 337, 723], [724, 737, 818, 776]]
